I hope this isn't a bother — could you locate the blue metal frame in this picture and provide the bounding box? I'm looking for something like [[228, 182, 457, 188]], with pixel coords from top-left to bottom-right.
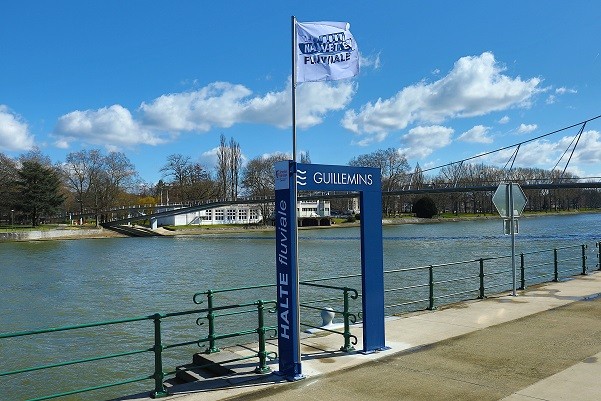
[[274, 161, 386, 380]]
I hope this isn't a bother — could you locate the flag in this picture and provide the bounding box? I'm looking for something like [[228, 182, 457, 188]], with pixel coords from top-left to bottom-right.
[[295, 21, 359, 83]]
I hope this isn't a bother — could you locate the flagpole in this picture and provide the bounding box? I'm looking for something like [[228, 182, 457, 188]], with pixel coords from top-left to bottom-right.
[[291, 15, 297, 162], [290, 15, 302, 378]]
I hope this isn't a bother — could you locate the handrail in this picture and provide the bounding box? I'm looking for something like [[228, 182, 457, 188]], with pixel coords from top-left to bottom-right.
[[0, 301, 277, 400], [299, 283, 359, 352]]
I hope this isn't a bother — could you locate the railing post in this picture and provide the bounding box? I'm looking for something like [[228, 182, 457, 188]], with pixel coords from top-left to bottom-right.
[[151, 314, 168, 399], [520, 253, 525, 290], [254, 300, 271, 373], [478, 259, 485, 299], [597, 242, 601, 271], [206, 290, 220, 353], [428, 265, 435, 310], [340, 287, 355, 352], [581, 244, 588, 275], [553, 248, 559, 282]]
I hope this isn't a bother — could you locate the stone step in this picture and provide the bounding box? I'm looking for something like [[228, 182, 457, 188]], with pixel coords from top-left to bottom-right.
[[175, 363, 221, 383], [192, 351, 239, 376]]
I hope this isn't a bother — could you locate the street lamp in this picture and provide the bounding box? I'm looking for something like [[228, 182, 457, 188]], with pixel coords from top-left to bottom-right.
[[11, 209, 14, 229]]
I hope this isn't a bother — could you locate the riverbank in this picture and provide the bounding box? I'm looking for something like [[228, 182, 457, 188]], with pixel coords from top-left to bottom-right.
[[1, 210, 595, 241], [0, 226, 127, 242]]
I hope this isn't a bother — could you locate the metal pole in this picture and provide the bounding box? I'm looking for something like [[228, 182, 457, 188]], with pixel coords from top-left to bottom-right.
[[478, 259, 485, 299], [520, 253, 525, 290], [206, 291, 219, 353], [291, 16, 302, 375], [291, 16, 297, 162], [340, 288, 355, 352], [428, 265, 435, 310], [255, 300, 271, 374], [152, 314, 168, 398], [581, 244, 587, 275], [509, 184, 517, 296]]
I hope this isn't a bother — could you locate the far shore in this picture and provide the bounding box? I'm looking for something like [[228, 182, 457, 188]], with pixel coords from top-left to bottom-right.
[[1, 210, 596, 242]]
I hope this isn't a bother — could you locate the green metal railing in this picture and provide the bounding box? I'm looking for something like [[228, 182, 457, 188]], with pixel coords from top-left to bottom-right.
[[380, 243, 591, 312], [297, 243, 596, 314], [298, 282, 359, 352], [192, 280, 359, 354], [0, 300, 277, 401], [2, 241, 599, 401]]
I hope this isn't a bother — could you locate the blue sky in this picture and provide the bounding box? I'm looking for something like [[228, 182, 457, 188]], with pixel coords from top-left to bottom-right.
[[1, 1, 600, 185]]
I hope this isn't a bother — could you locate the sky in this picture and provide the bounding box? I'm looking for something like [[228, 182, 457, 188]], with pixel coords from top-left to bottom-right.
[[1, 1, 600, 185]]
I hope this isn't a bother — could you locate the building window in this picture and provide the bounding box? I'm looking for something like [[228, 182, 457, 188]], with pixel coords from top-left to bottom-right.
[[215, 209, 224, 220], [250, 210, 258, 220], [238, 209, 247, 220], [227, 209, 236, 220]]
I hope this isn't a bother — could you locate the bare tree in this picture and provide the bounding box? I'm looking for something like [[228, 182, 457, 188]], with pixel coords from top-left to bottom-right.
[[300, 151, 311, 164], [216, 134, 229, 199], [62, 149, 104, 216], [241, 153, 289, 223], [229, 137, 242, 200], [349, 148, 410, 215], [160, 154, 191, 202]]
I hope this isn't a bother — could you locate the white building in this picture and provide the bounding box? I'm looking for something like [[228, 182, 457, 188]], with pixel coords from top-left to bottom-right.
[[153, 200, 331, 227], [154, 204, 262, 227]]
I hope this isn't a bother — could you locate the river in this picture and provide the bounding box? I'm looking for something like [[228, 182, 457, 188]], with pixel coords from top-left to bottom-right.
[[1, 213, 599, 400]]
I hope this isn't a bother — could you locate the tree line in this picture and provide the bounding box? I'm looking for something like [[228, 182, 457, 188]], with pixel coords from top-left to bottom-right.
[[1, 143, 599, 227]]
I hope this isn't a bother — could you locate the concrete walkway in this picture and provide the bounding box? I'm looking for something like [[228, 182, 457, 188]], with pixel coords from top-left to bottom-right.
[[121, 271, 601, 401]]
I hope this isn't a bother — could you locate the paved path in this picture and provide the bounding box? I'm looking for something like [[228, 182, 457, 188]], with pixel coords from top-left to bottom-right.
[[122, 272, 601, 401]]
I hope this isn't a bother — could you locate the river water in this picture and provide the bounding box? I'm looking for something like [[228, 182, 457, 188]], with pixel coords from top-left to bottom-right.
[[1, 213, 599, 400]]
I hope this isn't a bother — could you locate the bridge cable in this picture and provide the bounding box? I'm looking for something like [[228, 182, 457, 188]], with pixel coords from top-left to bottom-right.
[[502, 144, 521, 181], [554, 122, 587, 182], [419, 114, 601, 175]]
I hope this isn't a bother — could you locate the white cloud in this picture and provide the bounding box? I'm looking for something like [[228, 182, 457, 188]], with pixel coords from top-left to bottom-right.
[[140, 82, 252, 132], [360, 52, 381, 70], [399, 125, 454, 158], [342, 52, 541, 143], [490, 140, 557, 167], [517, 123, 537, 133], [141, 80, 355, 131], [498, 115, 510, 124], [199, 147, 220, 171], [560, 130, 601, 166], [556, 87, 577, 95], [54, 105, 167, 148], [0, 105, 35, 151], [458, 125, 493, 143], [52, 79, 355, 150]]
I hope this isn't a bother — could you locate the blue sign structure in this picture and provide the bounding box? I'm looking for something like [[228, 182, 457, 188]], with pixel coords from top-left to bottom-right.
[[274, 161, 386, 381]]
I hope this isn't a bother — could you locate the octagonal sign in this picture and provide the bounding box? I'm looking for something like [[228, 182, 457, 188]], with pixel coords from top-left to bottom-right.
[[492, 183, 527, 218]]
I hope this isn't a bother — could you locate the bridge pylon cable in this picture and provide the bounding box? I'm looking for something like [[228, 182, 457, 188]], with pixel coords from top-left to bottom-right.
[[420, 114, 601, 176]]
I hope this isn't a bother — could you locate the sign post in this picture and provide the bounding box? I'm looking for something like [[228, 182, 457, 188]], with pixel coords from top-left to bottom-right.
[[274, 161, 386, 381], [492, 182, 527, 296]]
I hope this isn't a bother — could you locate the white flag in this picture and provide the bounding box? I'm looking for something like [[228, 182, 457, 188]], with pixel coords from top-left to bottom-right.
[[296, 21, 359, 83]]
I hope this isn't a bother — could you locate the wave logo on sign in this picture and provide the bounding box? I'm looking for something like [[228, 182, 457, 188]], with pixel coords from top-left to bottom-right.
[[296, 169, 307, 186]]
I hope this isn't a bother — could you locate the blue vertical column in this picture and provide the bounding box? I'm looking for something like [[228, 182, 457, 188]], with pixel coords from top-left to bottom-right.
[[360, 188, 387, 352], [274, 161, 302, 380]]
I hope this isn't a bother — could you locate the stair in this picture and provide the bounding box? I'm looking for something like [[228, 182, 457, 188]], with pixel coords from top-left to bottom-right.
[[101, 224, 163, 237], [174, 350, 272, 384]]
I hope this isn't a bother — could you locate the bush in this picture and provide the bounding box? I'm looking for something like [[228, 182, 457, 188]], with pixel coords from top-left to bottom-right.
[[412, 197, 438, 218]]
